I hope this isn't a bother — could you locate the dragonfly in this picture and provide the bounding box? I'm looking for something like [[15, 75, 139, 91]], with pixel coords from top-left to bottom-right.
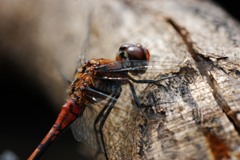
[[28, 43, 185, 160]]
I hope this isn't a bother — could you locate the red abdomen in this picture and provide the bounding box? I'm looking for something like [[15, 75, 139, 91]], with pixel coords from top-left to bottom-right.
[[28, 100, 83, 160]]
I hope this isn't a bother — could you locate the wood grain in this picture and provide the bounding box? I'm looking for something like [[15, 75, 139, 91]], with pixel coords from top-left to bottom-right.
[[83, 0, 240, 159]]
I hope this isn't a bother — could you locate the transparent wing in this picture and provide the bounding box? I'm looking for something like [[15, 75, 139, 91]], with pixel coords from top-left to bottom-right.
[[71, 97, 105, 151], [94, 59, 190, 73], [71, 85, 137, 152]]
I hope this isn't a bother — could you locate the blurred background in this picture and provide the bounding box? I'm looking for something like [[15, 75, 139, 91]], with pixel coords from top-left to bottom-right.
[[0, 0, 239, 160]]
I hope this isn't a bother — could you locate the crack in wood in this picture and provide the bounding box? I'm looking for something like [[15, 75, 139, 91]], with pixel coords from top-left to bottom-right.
[[165, 17, 240, 135]]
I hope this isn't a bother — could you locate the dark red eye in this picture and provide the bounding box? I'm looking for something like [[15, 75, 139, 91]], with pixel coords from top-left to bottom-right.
[[119, 44, 134, 51], [116, 44, 150, 62]]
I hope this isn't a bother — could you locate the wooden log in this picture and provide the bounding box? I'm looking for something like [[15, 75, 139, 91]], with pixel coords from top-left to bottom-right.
[[80, 0, 240, 159]]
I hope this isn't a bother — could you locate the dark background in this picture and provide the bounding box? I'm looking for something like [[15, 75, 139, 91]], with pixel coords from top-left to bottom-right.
[[0, 1, 239, 160], [213, 0, 240, 21]]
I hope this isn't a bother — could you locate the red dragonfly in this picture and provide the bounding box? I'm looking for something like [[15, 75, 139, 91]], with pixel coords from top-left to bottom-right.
[[28, 43, 174, 160]]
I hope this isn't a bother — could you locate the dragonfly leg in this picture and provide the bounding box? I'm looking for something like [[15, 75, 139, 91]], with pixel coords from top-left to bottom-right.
[[127, 80, 142, 108], [93, 96, 114, 157], [128, 75, 184, 108], [98, 90, 121, 160], [93, 90, 121, 160]]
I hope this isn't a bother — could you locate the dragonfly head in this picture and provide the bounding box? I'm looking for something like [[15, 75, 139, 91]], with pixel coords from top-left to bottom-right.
[[116, 44, 150, 75], [116, 43, 150, 62]]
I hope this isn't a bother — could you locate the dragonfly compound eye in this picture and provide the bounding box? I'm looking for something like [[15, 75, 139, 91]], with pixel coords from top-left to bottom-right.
[[116, 44, 150, 62], [116, 44, 133, 61], [119, 43, 134, 51], [116, 50, 128, 61]]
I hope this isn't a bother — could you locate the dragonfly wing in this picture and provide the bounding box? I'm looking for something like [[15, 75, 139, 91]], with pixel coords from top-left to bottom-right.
[[71, 99, 104, 151], [71, 84, 141, 154], [94, 59, 190, 73]]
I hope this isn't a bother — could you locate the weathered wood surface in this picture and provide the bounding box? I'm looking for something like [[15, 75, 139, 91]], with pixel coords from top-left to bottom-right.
[[78, 0, 240, 160]]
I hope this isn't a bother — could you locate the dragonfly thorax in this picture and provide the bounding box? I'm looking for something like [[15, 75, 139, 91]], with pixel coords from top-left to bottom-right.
[[69, 58, 123, 105]]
